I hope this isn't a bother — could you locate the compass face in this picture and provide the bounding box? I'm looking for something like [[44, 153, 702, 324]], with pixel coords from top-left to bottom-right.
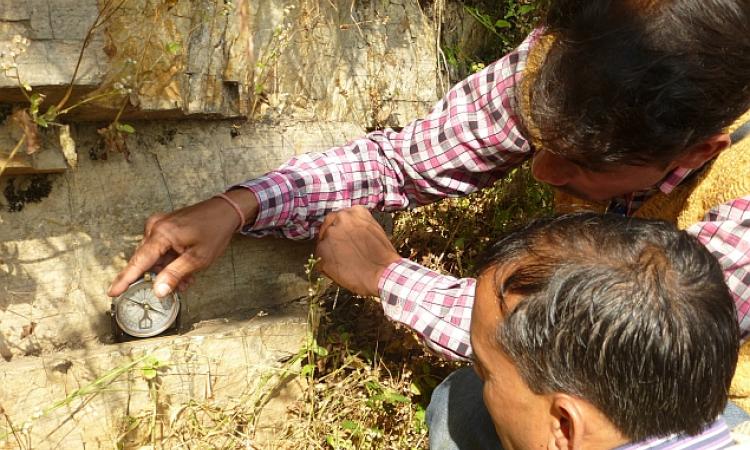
[[114, 276, 180, 338]]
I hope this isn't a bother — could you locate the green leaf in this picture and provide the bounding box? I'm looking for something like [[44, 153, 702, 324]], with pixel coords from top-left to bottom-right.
[[378, 389, 410, 405], [312, 344, 329, 357], [409, 381, 422, 396], [41, 105, 58, 122], [141, 367, 157, 380], [165, 42, 182, 55], [29, 93, 43, 117], [519, 4, 536, 15], [495, 19, 511, 29], [415, 406, 426, 423], [300, 363, 315, 377], [365, 380, 382, 393], [341, 420, 360, 431], [116, 123, 136, 134]]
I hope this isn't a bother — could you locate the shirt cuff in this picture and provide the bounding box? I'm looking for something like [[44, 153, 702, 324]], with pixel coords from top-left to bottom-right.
[[232, 173, 295, 233], [378, 258, 441, 321], [378, 258, 476, 360]]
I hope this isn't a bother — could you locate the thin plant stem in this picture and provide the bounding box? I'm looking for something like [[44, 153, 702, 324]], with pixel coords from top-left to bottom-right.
[[1, 408, 24, 450], [12, 64, 32, 103], [55, 0, 129, 111], [0, 135, 27, 178], [57, 91, 120, 115]]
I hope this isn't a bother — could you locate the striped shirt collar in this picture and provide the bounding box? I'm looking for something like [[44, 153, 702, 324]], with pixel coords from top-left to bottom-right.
[[614, 419, 733, 450], [658, 166, 694, 195]]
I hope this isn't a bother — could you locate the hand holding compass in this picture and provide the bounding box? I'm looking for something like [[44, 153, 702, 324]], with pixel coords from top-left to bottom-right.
[[107, 190, 259, 300]]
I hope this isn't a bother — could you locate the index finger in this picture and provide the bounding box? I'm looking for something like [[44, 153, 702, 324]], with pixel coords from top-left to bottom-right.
[[107, 234, 172, 297]]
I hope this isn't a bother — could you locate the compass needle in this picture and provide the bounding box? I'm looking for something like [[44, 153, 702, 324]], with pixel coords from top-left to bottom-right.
[[139, 309, 153, 330], [125, 297, 146, 307]]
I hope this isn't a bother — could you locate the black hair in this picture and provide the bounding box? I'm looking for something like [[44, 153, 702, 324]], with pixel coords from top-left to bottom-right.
[[525, 0, 750, 169], [480, 213, 739, 440]]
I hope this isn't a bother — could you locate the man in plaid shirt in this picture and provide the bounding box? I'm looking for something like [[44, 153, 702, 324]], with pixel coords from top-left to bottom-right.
[[109, 0, 750, 447]]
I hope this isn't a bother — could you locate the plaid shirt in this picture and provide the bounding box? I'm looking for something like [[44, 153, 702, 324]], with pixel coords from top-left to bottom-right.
[[237, 31, 747, 448]]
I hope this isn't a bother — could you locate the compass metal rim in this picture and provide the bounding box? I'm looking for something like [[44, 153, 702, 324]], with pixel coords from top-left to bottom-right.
[[113, 274, 181, 338]]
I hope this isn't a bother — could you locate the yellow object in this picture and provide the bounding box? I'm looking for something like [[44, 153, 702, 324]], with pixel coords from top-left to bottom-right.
[[633, 109, 750, 229]]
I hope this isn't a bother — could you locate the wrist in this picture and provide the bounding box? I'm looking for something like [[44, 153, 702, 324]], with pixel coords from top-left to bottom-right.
[[373, 256, 403, 298], [224, 187, 259, 229]]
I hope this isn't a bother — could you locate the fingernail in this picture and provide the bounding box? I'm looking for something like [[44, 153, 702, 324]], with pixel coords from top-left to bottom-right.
[[154, 283, 170, 298]]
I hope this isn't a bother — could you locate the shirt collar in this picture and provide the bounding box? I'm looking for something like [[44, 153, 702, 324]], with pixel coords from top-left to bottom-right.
[[657, 166, 694, 195]]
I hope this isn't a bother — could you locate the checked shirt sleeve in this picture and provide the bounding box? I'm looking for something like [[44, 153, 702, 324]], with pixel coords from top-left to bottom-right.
[[687, 196, 750, 339], [378, 258, 475, 361], [234, 31, 541, 240]]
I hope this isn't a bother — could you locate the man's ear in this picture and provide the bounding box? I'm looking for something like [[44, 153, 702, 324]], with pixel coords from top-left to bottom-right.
[[672, 133, 731, 169], [549, 394, 585, 450]]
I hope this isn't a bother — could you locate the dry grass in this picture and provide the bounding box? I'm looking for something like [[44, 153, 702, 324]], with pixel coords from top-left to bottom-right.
[[269, 292, 459, 450], [393, 163, 552, 278]]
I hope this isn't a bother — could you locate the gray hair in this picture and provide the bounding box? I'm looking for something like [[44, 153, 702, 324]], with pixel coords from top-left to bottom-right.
[[481, 214, 738, 440]]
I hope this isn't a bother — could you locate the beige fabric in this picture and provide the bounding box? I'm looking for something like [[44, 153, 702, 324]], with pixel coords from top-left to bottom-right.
[[633, 110, 750, 229]]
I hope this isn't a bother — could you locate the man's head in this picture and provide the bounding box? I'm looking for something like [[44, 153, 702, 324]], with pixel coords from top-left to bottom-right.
[[524, 0, 750, 201], [470, 213, 739, 449]]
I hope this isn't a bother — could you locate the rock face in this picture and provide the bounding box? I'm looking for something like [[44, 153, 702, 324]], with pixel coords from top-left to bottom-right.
[[0, 0, 441, 446], [1, 119, 367, 359], [0, 0, 439, 122]]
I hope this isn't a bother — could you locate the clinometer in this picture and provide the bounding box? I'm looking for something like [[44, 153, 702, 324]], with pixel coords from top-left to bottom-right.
[[111, 273, 180, 340]]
